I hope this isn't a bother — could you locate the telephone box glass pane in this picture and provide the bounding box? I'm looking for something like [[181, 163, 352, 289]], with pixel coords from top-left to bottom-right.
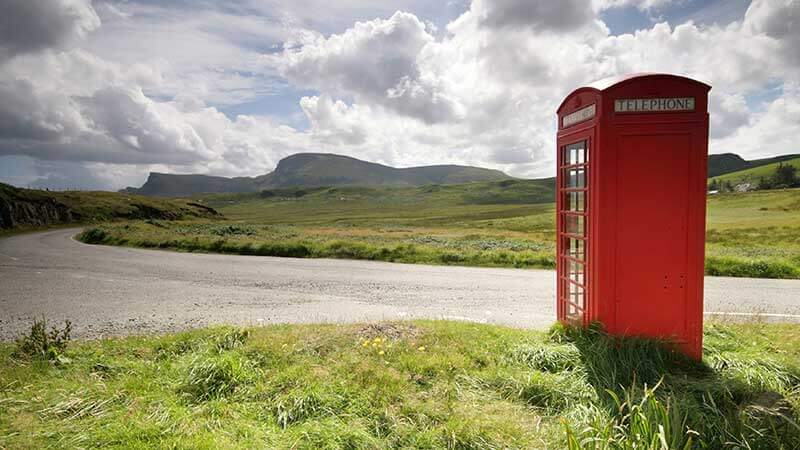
[[569, 260, 585, 285], [565, 191, 585, 212], [569, 283, 585, 309], [566, 168, 586, 188], [565, 238, 585, 260], [565, 214, 585, 236], [563, 142, 587, 165]]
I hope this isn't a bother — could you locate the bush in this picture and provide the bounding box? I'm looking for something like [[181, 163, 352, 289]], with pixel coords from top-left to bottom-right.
[[705, 257, 799, 279], [78, 227, 107, 244], [13, 318, 72, 361]]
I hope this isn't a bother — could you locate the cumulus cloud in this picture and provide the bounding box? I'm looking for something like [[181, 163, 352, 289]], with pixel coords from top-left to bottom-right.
[[710, 92, 750, 139], [744, 0, 800, 65], [0, 0, 100, 62], [712, 83, 800, 158], [0, 79, 86, 141], [278, 12, 460, 124]]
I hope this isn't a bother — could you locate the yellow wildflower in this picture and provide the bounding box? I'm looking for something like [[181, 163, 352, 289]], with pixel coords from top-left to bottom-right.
[[418, 346, 426, 352], [378, 350, 385, 355]]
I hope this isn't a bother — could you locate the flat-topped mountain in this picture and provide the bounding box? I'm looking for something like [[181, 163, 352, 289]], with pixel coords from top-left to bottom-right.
[[123, 153, 513, 197], [122, 151, 800, 198]]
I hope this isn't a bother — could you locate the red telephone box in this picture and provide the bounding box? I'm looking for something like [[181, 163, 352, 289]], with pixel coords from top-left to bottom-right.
[[556, 73, 710, 359]]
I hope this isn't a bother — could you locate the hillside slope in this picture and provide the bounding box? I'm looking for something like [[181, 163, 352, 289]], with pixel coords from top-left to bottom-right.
[[707, 153, 800, 178], [709, 156, 800, 188], [124, 153, 513, 197], [0, 183, 219, 230]]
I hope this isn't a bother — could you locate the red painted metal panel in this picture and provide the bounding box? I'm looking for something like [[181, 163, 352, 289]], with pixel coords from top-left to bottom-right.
[[556, 73, 710, 360], [615, 132, 691, 338]]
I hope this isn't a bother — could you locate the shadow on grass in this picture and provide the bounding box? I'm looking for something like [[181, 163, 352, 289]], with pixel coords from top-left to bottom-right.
[[554, 323, 800, 449]]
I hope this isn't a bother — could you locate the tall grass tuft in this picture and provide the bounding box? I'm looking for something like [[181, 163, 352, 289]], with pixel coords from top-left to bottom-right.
[[177, 350, 259, 402], [565, 381, 696, 450], [12, 318, 72, 361]]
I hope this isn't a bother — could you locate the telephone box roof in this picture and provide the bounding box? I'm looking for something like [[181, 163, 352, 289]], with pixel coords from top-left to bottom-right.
[[557, 73, 711, 113]]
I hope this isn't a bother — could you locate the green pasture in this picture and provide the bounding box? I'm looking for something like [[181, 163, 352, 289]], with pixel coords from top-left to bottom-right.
[[79, 184, 800, 279]]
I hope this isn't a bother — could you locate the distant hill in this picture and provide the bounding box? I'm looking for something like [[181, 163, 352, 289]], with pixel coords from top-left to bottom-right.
[[124, 153, 513, 197], [0, 183, 218, 230], [707, 153, 800, 178], [122, 152, 798, 198]]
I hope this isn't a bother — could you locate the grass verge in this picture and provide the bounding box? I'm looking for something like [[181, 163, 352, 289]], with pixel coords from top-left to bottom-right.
[[77, 223, 556, 270], [71, 188, 800, 278], [1, 321, 799, 448]]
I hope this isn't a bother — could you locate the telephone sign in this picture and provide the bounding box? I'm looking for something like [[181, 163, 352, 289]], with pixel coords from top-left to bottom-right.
[[614, 97, 696, 112]]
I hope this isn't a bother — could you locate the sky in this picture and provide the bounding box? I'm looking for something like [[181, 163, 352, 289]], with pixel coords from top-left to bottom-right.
[[0, 0, 798, 190]]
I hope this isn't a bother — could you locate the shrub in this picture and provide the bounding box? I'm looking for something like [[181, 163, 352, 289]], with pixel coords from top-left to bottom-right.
[[13, 318, 72, 361], [78, 227, 107, 244], [209, 224, 256, 237]]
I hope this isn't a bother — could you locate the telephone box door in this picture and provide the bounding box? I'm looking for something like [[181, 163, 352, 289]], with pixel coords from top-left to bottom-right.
[[615, 131, 691, 337]]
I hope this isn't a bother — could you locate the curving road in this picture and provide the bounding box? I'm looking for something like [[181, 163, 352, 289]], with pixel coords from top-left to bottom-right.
[[1, 228, 799, 340]]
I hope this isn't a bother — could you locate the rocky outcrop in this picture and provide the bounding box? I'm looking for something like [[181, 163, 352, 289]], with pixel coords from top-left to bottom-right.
[[0, 183, 220, 230], [0, 188, 78, 230]]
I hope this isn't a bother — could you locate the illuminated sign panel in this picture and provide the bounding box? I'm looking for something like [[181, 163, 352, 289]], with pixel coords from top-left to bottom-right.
[[615, 97, 695, 113], [562, 104, 596, 127]]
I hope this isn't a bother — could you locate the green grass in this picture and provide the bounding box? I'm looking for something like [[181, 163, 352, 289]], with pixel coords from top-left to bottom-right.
[[76, 185, 800, 278], [1, 321, 799, 448], [709, 157, 800, 188]]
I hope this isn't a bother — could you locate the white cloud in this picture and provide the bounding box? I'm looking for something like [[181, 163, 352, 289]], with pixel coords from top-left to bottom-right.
[[744, 0, 800, 65], [711, 82, 800, 159], [710, 92, 750, 139], [278, 11, 460, 124]]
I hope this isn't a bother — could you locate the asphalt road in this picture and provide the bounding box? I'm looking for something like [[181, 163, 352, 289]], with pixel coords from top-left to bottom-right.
[[1, 228, 799, 340]]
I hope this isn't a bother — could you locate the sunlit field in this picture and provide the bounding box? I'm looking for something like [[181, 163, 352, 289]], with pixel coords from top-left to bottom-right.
[[77, 184, 800, 279]]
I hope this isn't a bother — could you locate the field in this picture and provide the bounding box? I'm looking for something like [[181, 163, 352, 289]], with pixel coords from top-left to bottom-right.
[[78, 182, 800, 279], [1, 320, 798, 449]]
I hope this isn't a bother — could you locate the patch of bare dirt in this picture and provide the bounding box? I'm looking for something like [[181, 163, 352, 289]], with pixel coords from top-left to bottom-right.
[[356, 322, 423, 341]]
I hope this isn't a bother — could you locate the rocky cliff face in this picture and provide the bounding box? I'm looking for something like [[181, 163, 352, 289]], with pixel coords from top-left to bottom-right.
[[0, 189, 77, 229], [0, 183, 219, 230]]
